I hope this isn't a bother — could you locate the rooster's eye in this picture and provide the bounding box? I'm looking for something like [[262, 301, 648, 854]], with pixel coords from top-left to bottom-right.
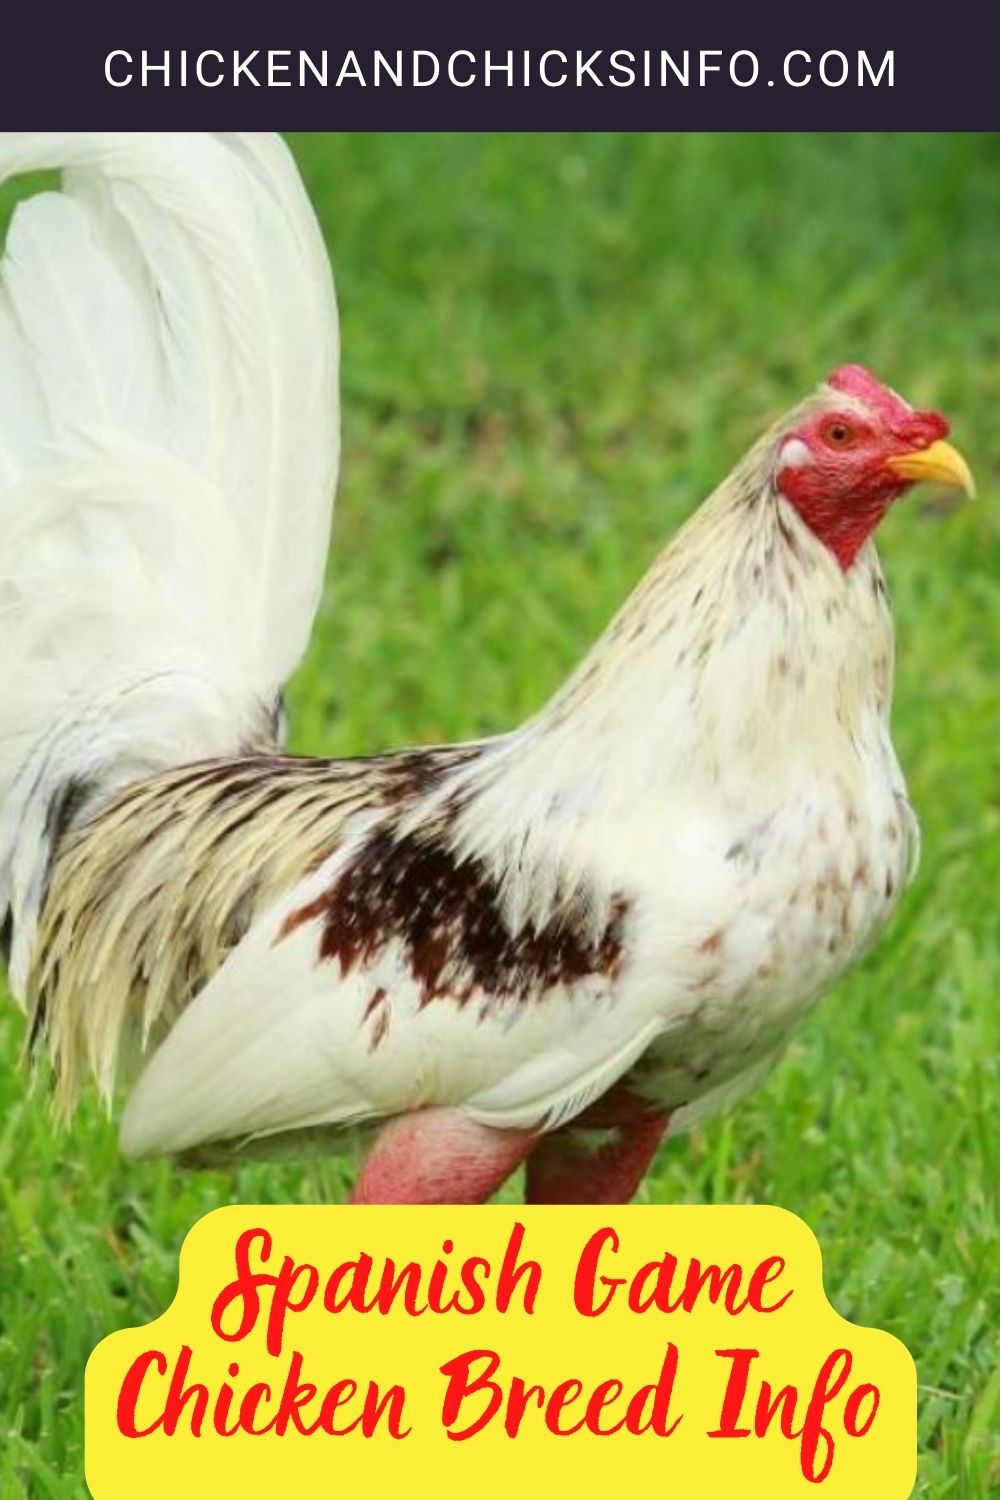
[[825, 422, 854, 447]]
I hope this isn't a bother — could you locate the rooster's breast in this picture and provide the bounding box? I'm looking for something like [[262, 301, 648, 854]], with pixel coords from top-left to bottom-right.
[[628, 773, 917, 1124]]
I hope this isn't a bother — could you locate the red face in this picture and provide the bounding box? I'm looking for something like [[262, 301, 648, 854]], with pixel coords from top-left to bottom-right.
[[775, 365, 968, 570]]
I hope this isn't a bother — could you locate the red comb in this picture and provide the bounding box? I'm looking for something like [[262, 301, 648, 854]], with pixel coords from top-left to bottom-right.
[[827, 364, 949, 443]]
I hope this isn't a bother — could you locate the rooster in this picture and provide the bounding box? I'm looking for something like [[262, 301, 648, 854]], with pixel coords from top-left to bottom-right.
[[0, 133, 974, 1205]]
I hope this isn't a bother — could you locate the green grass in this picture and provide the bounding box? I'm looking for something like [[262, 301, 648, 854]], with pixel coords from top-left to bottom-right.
[[1, 132, 999, 1496]]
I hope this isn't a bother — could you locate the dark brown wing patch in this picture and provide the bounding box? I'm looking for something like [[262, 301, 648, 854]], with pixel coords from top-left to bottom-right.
[[280, 826, 628, 1008]]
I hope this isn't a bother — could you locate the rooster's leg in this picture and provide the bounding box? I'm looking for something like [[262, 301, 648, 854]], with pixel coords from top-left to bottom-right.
[[350, 1108, 537, 1204], [524, 1085, 669, 1204]]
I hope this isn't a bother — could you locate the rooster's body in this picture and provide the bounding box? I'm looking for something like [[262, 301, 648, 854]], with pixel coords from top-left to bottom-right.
[[0, 134, 973, 1203]]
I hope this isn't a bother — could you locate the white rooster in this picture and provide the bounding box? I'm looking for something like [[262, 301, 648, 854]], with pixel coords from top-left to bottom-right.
[[0, 133, 974, 1204]]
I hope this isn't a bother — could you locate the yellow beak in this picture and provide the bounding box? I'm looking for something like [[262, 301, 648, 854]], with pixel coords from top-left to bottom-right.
[[884, 439, 976, 497]]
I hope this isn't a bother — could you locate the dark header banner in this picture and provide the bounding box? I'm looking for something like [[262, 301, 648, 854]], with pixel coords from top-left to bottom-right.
[[0, 0, 993, 130]]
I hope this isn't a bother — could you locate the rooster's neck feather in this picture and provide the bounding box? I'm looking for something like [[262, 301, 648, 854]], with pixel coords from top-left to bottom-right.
[[512, 446, 894, 794]]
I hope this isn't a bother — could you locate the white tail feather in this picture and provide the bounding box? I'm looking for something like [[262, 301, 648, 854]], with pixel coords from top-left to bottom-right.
[[0, 132, 339, 993]]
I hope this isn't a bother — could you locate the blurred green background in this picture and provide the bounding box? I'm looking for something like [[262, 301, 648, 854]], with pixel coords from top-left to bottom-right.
[[1, 132, 998, 1495]]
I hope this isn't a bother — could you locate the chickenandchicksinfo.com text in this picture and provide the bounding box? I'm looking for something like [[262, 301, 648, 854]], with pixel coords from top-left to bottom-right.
[[102, 48, 895, 91]]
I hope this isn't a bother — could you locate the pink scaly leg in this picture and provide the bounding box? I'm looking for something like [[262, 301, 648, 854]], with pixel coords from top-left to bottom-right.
[[350, 1108, 537, 1205], [525, 1086, 670, 1204]]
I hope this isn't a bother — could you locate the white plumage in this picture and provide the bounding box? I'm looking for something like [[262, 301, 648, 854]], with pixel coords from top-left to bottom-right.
[[0, 134, 972, 1204], [115, 483, 912, 1160]]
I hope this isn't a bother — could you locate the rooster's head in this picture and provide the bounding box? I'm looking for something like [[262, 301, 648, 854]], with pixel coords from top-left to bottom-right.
[[775, 364, 974, 569]]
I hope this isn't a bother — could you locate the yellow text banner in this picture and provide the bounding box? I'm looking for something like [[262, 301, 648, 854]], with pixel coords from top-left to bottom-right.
[[86, 1204, 916, 1497]]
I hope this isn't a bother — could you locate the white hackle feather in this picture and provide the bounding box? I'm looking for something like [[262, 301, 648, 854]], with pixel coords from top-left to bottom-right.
[[0, 133, 339, 993]]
